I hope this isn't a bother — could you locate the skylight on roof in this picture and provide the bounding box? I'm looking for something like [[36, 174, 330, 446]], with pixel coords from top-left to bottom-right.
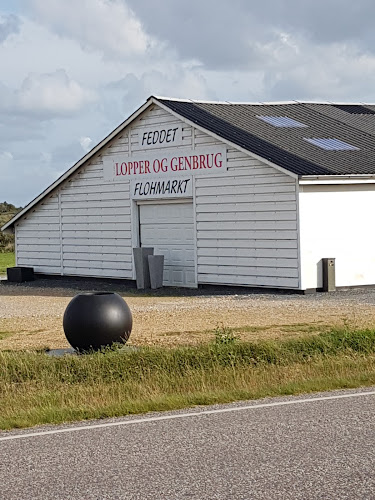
[[256, 115, 308, 128], [332, 104, 375, 115], [303, 138, 359, 151]]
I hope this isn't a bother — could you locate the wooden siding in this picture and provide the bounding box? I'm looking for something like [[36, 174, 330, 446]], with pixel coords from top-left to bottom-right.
[[130, 106, 193, 152], [15, 104, 300, 287], [16, 194, 62, 273], [14, 104, 194, 279], [195, 128, 299, 288], [58, 158, 132, 278]]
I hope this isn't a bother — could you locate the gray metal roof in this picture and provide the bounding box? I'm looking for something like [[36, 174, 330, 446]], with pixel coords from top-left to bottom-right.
[[156, 98, 375, 176]]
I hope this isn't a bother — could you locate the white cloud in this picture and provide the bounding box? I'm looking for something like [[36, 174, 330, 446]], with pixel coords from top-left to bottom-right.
[[41, 152, 52, 162], [0, 151, 13, 161], [79, 136, 93, 152], [0, 160, 63, 206], [260, 37, 375, 101], [0, 13, 20, 43], [2, 1, 375, 206], [0, 16, 108, 89], [125, 0, 375, 68], [31, 0, 154, 59], [138, 68, 210, 101], [17, 69, 96, 115]]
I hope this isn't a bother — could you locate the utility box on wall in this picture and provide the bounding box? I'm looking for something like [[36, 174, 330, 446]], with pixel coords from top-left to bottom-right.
[[322, 258, 336, 292]]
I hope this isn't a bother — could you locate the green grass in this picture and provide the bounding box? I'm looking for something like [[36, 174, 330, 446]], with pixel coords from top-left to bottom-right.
[[1, 328, 374, 430], [0, 332, 12, 341], [0, 252, 15, 274]]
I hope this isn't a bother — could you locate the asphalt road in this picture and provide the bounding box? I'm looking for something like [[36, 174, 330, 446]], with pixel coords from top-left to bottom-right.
[[1, 388, 374, 500]]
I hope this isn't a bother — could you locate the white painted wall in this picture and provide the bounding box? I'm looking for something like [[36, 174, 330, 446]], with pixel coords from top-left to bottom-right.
[[16, 103, 300, 287], [299, 183, 375, 289], [16, 193, 62, 274], [195, 130, 299, 288], [16, 104, 193, 279], [59, 160, 132, 278]]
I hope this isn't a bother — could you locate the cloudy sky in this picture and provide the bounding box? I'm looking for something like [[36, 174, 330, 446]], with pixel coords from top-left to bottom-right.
[[1, 0, 375, 206]]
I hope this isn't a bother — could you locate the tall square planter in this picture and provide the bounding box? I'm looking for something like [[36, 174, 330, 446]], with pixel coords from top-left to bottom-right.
[[133, 247, 154, 289], [148, 255, 164, 289]]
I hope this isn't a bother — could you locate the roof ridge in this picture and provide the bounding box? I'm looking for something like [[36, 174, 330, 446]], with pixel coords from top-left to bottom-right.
[[154, 96, 302, 106], [154, 96, 374, 106]]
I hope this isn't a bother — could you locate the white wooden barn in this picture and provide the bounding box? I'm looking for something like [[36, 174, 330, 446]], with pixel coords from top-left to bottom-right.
[[3, 97, 375, 292]]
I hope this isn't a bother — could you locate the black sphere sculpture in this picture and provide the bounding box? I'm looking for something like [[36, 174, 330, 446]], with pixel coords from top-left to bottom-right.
[[63, 292, 132, 352]]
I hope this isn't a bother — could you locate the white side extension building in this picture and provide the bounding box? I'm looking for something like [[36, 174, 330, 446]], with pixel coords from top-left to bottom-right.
[[3, 97, 375, 291]]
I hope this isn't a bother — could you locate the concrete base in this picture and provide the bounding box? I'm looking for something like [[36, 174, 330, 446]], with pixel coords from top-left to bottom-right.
[[46, 348, 77, 357], [133, 247, 154, 289], [148, 255, 164, 289]]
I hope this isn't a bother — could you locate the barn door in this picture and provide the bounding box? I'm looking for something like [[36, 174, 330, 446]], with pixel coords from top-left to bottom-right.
[[139, 201, 196, 287]]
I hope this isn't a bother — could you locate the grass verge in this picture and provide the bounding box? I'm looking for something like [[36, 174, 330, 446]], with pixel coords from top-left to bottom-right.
[[1, 328, 374, 430], [0, 252, 15, 274]]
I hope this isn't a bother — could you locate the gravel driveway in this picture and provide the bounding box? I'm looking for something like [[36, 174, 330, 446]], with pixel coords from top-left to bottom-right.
[[1, 278, 375, 350]]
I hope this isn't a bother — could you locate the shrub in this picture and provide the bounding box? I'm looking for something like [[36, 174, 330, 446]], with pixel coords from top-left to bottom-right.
[[0, 202, 22, 253]]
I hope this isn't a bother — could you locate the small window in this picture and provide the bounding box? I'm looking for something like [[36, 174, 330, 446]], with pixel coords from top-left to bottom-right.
[[303, 138, 359, 151], [256, 116, 308, 128]]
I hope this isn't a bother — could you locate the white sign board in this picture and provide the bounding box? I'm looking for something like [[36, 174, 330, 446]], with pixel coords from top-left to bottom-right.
[[131, 176, 193, 200], [103, 146, 227, 182], [137, 125, 183, 149]]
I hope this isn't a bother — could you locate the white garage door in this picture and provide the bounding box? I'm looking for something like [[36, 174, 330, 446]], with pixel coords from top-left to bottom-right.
[[139, 202, 196, 287]]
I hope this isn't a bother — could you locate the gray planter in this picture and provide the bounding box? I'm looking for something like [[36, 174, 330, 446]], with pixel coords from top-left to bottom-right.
[[133, 247, 154, 289], [148, 255, 164, 289]]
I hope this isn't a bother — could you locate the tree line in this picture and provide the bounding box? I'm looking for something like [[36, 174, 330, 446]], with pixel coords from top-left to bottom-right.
[[0, 202, 22, 253]]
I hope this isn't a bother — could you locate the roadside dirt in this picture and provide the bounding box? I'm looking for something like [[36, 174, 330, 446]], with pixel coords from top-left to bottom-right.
[[1, 279, 375, 350]]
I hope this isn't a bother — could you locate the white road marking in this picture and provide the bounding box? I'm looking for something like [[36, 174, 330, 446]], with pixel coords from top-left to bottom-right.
[[1, 390, 374, 442]]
